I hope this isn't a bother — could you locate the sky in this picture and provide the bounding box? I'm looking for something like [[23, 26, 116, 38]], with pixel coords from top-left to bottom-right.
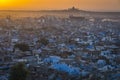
[[0, 0, 120, 11]]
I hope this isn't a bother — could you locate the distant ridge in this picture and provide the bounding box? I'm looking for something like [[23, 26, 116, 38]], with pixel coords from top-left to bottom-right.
[[0, 7, 120, 13]]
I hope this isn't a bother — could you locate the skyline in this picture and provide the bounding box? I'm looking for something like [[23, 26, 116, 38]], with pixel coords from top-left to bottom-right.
[[0, 0, 120, 12]]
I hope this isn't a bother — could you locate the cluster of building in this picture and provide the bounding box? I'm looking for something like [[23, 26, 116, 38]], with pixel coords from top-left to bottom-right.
[[0, 14, 120, 80]]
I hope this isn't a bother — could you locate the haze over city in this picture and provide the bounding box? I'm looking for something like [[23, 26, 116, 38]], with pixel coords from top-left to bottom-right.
[[0, 0, 120, 12], [0, 0, 120, 80]]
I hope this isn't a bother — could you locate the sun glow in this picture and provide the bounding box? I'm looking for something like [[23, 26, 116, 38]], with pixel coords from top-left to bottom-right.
[[0, 0, 30, 10], [0, 0, 13, 5]]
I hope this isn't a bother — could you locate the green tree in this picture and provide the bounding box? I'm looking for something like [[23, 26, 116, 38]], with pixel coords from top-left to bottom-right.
[[37, 38, 49, 46], [14, 43, 30, 52], [9, 62, 29, 80]]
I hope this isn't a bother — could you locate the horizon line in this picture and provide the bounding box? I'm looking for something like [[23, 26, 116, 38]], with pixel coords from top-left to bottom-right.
[[0, 9, 120, 13]]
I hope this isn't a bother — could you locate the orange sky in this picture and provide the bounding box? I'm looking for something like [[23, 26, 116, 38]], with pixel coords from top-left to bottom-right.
[[0, 0, 120, 11]]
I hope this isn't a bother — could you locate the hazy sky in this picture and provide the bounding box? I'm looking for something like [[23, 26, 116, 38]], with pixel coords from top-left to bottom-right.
[[0, 0, 120, 11]]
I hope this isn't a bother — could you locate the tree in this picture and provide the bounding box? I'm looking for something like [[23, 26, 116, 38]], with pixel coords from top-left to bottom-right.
[[14, 43, 30, 52], [9, 62, 29, 80], [37, 38, 49, 46]]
